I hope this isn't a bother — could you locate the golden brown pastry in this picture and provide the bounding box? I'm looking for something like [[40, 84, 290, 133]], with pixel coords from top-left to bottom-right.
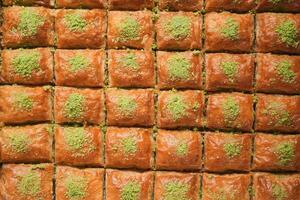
[[54, 87, 104, 125], [55, 49, 105, 87], [56, 0, 106, 8], [108, 50, 155, 88], [156, 129, 202, 171], [157, 51, 202, 89], [105, 127, 153, 170], [3, 0, 53, 7], [0, 164, 54, 200], [205, 12, 254, 52], [56, 166, 104, 200], [106, 169, 153, 200], [108, 0, 154, 10], [205, 0, 255, 12], [55, 9, 106, 49], [256, 0, 300, 12], [0, 86, 52, 124], [1, 7, 54, 48], [158, 0, 202, 11]]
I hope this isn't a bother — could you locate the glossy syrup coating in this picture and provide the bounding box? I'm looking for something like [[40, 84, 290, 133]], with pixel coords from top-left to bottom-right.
[[55, 9, 106, 49], [55, 49, 105, 87], [205, 0, 255, 12], [256, 0, 300, 12], [56, 0, 106, 8], [1, 7, 55, 48], [0, 48, 54, 85], [156, 129, 202, 171], [0, 86, 52, 125], [108, 50, 155, 88], [0, 124, 53, 163], [158, 0, 202, 11], [108, 0, 154, 10], [105, 127, 153, 170], [3, 0, 53, 7], [256, 54, 300, 94]]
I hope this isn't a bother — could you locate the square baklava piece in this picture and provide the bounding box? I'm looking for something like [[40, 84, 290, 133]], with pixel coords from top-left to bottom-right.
[[205, 0, 255, 12], [108, 0, 154, 10], [158, 0, 202, 11], [56, 0, 106, 8]]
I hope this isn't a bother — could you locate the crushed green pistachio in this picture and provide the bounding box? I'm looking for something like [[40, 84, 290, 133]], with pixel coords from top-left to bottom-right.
[[64, 12, 87, 32], [263, 102, 293, 126], [117, 17, 140, 41], [121, 136, 137, 155], [12, 50, 40, 77], [272, 184, 287, 200], [63, 93, 85, 119], [167, 54, 191, 80], [176, 141, 188, 156], [65, 175, 87, 200], [275, 60, 296, 83], [222, 97, 240, 125], [68, 55, 90, 72], [275, 142, 295, 166], [119, 53, 139, 71], [17, 171, 41, 196], [224, 142, 241, 158], [17, 8, 44, 36], [165, 16, 191, 40], [14, 93, 33, 111], [164, 181, 189, 200], [208, 188, 235, 200], [220, 61, 238, 82], [220, 18, 239, 40], [167, 95, 188, 121], [121, 181, 141, 200], [117, 96, 137, 116], [8, 132, 29, 153], [275, 20, 299, 48]]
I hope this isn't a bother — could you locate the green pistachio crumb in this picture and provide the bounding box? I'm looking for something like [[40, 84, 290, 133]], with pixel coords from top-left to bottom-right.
[[121, 136, 137, 155], [117, 17, 140, 41], [208, 188, 235, 200], [121, 181, 141, 200], [224, 142, 241, 158], [119, 53, 139, 71], [165, 16, 191, 40], [117, 96, 137, 116], [63, 93, 85, 119], [275, 60, 296, 83], [275, 20, 299, 48], [167, 95, 188, 121], [272, 184, 287, 200], [8, 132, 29, 153], [17, 171, 41, 196], [176, 141, 188, 156], [64, 12, 87, 32], [220, 18, 239, 40], [68, 55, 90, 72], [65, 175, 87, 200], [220, 61, 238, 82], [222, 97, 240, 125], [17, 8, 44, 37], [164, 181, 189, 200], [275, 142, 295, 166], [14, 93, 33, 111], [12, 50, 40, 77], [167, 54, 191, 80], [263, 102, 293, 126]]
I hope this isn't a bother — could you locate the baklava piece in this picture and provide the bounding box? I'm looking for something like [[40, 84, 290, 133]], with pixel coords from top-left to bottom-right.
[[255, 94, 300, 133], [55, 126, 103, 167], [105, 127, 153, 170], [256, 0, 300, 12], [204, 132, 252, 172], [1, 7, 54, 48], [0, 164, 53, 200], [56, 0, 106, 8], [205, 0, 255, 12], [0, 124, 53, 163], [253, 173, 300, 200], [55, 9, 106, 49], [54, 87, 104, 125], [0, 86, 52, 124], [256, 13, 300, 54], [154, 172, 200, 200], [205, 53, 255, 92], [202, 173, 251, 200], [256, 54, 300, 94], [157, 51, 202, 89], [156, 129, 202, 171], [205, 12, 254, 52], [3, 0, 53, 7], [207, 93, 254, 131], [56, 166, 104, 200], [106, 89, 155, 127], [158, 0, 202, 11], [107, 11, 153, 50], [157, 90, 204, 128], [0, 48, 53, 85], [108, 0, 154, 10], [156, 12, 202, 50], [108, 50, 155, 88], [106, 169, 153, 200], [55, 50, 105, 87], [253, 133, 300, 171]]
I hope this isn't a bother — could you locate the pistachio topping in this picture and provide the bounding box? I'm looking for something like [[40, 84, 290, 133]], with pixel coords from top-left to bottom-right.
[[165, 16, 191, 40], [164, 181, 189, 200], [275, 142, 295, 166], [121, 136, 137, 155], [120, 53, 139, 71], [167, 94, 188, 121], [224, 142, 242, 158], [64, 12, 87, 32], [116, 96, 137, 116], [63, 93, 85, 119], [121, 181, 141, 200], [65, 175, 87, 200], [220, 61, 238, 82], [176, 141, 188, 156], [117, 17, 140, 41], [17, 8, 44, 37], [272, 184, 287, 200], [68, 55, 90, 72], [17, 171, 41, 196], [14, 93, 34, 111], [220, 18, 239, 40], [8, 132, 29, 153], [208, 188, 235, 200], [263, 102, 293, 126], [167, 54, 191, 80], [222, 97, 240, 125], [12, 50, 40, 77], [275, 20, 299, 48], [275, 60, 296, 84]]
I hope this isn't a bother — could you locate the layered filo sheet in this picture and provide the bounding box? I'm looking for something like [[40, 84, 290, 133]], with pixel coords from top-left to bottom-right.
[[1, 7, 55, 48], [3, 0, 54, 7], [256, 0, 300, 12], [55, 49, 105, 87], [0, 164, 54, 200], [0, 124, 53, 163], [54, 87, 105, 124], [55, 9, 106, 49], [205, 0, 255, 12], [108, 50, 155, 88], [0, 86, 52, 124], [105, 127, 153, 170], [56, 0, 106, 8], [0, 48, 54, 85], [108, 0, 154, 10], [158, 0, 202, 11], [107, 11, 153, 50]]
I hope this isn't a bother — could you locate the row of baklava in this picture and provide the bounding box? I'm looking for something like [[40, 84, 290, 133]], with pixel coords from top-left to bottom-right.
[[1, 164, 300, 200], [1, 7, 300, 53], [1, 48, 300, 94], [1, 124, 300, 172], [2, 0, 300, 12], [1, 86, 299, 132]]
